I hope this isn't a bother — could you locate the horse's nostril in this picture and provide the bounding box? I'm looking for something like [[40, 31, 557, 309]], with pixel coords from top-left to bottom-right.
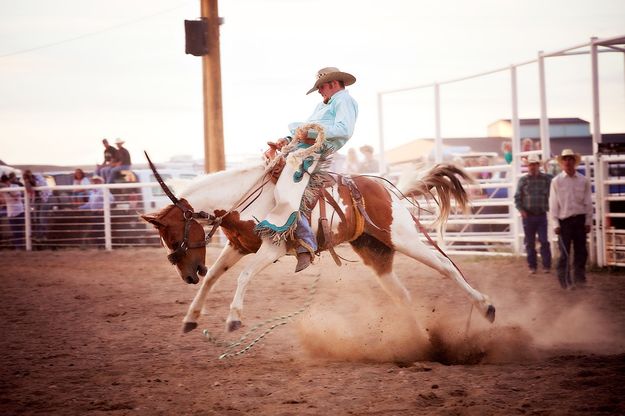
[[185, 275, 195, 284]]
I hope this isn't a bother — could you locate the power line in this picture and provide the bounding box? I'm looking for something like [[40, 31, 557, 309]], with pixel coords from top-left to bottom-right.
[[0, 1, 192, 59]]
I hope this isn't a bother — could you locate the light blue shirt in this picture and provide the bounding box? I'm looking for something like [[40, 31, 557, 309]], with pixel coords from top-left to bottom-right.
[[288, 89, 358, 152], [79, 189, 114, 210]]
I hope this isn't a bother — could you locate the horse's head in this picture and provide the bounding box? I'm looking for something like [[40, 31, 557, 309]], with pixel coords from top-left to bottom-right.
[[141, 151, 211, 284], [142, 199, 208, 284]]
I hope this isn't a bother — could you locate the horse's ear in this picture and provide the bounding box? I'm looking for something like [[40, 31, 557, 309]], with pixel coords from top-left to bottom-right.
[[141, 213, 165, 229]]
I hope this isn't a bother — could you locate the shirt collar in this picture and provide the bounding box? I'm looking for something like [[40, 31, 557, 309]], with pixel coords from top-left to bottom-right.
[[324, 89, 348, 105]]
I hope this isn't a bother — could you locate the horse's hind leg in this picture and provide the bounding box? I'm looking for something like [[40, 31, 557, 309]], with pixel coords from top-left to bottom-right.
[[182, 243, 246, 333], [350, 234, 411, 307], [391, 206, 495, 322]]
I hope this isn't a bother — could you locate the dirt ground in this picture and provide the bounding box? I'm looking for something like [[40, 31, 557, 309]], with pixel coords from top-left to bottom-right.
[[1, 246, 624, 415]]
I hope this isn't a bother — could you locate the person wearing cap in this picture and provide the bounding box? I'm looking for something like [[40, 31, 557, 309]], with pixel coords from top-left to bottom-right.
[[79, 175, 114, 210], [514, 154, 553, 274], [259, 67, 359, 272], [549, 149, 593, 289], [102, 138, 132, 184]]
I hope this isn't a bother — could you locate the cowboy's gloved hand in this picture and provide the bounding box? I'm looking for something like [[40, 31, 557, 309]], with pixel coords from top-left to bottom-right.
[[264, 138, 289, 159], [295, 129, 316, 145], [270, 157, 286, 184]]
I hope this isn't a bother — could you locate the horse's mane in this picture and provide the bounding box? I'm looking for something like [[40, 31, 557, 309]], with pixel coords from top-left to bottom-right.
[[178, 161, 268, 205]]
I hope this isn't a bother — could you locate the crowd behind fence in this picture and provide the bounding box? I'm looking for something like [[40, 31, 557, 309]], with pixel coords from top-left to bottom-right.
[[1, 159, 624, 265]]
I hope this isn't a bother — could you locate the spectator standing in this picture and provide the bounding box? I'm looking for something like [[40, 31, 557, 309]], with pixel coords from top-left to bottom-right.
[[1, 174, 25, 248], [514, 154, 552, 274], [95, 139, 117, 177], [343, 147, 360, 173], [520, 138, 535, 165], [22, 170, 38, 206], [102, 138, 132, 183], [358, 145, 379, 173], [501, 141, 513, 164], [549, 149, 593, 289]]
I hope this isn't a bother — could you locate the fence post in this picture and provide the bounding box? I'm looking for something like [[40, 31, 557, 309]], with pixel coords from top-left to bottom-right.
[[103, 188, 112, 250], [510, 65, 521, 256], [23, 188, 32, 251]]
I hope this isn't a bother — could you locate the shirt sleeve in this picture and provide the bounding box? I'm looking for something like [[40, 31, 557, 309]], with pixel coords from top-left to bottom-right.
[[548, 177, 559, 224], [289, 92, 358, 152]]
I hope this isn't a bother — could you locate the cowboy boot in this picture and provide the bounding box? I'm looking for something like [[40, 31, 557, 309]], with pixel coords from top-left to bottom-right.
[[295, 252, 312, 273]]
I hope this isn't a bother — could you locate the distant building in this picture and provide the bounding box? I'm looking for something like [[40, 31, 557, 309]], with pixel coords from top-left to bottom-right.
[[487, 118, 593, 156], [384, 117, 623, 167]]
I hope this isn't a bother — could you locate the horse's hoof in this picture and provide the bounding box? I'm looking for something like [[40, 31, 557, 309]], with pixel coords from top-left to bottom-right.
[[182, 322, 198, 333], [227, 320, 242, 332], [485, 305, 496, 323]]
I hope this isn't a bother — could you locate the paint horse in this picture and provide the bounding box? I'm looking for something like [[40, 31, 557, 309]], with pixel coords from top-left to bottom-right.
[[141, 155, 496, 333]]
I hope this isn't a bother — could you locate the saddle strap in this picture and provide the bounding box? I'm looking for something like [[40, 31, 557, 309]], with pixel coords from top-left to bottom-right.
[[338, 175, 386, 234], [318, 194, 342, 267]]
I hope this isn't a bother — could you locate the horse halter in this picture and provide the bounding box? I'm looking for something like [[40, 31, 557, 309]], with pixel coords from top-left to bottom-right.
[[145, 151, 222, 265]]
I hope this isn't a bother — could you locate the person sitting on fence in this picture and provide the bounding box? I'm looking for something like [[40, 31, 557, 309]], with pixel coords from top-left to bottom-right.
[[95, 138, 117, 177], [358, 145, 379, 173], [102, 138, 132, 183], [79, 175, 114, 210]]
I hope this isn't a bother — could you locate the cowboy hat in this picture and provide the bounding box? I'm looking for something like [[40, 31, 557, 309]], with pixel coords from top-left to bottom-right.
[[91, 175, 104, 181], [556, 148, 581, 165], [114, 138, 125, 145], [306, 67, 356, 95], [360, 145, 374, 154], [526, 154, 541, 164]]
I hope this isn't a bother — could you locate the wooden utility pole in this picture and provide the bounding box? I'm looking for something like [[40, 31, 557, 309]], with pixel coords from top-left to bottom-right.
[[200, 0, 225, 172]]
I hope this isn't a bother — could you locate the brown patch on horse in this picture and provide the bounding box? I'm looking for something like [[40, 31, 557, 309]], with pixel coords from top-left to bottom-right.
[[351, 177, 393, 247], [349, 233, 394, 275], [215, 210, 262, 254]]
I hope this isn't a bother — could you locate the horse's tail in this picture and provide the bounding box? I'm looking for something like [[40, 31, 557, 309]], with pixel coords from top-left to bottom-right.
[[403, 164, 473, 228]]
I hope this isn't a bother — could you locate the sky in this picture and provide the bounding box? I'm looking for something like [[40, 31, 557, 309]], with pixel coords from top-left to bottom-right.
[[1, 0, 624, 168]]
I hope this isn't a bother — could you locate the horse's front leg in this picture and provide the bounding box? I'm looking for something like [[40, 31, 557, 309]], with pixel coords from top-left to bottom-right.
[[182, 243, 246, 333], [226, 241, 286, 332]]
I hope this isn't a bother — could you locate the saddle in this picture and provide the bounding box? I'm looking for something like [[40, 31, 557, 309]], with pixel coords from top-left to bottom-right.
[[309, 174, 383, 266], [268, 154, 380, 265]]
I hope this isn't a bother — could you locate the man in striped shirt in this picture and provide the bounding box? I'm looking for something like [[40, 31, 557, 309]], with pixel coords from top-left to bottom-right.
[[549, 149, 593, 289], [514, 154, 552, 274]]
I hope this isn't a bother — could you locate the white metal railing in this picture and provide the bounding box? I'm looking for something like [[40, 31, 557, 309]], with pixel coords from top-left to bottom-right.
[[595, 154, 625, 266], [396, 163, 518, 256], [0, 159, 617, 262], [0, 182, 227, 251]]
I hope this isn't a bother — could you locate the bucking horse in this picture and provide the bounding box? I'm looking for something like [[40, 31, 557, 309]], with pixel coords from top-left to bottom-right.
[[141, 125, 496, 334]]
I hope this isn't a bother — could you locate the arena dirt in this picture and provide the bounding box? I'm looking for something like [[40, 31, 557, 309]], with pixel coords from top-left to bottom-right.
[[1, 246, 624, 415]]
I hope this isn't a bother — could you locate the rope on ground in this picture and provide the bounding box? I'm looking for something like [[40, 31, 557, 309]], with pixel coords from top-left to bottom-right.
[[202, 270, 321, 359]]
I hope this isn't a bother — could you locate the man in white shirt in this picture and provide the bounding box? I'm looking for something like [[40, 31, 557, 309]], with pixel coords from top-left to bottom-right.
[[548, 149, 593, 289]]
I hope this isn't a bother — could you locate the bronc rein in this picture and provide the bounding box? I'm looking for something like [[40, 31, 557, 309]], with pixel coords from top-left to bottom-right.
[[144, 151, 274, 265]]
